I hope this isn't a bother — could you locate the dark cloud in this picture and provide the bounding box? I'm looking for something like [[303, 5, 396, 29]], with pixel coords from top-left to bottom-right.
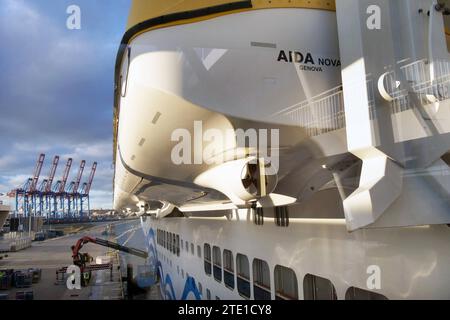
[[0, 0, 130, 208]]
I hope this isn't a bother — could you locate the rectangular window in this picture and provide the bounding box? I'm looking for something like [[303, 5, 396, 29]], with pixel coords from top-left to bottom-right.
[[223, 249, 234, 289], [213, 246, 222, 282], [303, 273, 336, 300], [171, 233, 175, 253], [168, 233, 172, 253], [236, 253, 250, 299], [204, 244, 212, 276], [253, 258, 271, 300], [165, 231, 168, 250], [163, 231, 166, 249], [176, 234, 180, 257], [173, 233, 176, 255], [345, 287, 387, 300], [275, 265, 299, 300]]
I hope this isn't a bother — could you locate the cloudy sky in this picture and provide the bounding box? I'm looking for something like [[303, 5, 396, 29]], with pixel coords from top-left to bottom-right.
[[0, 0, 130, 208]]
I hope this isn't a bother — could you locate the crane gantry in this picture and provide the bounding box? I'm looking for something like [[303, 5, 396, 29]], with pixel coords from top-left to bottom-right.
[[9, 154, 97, 220]]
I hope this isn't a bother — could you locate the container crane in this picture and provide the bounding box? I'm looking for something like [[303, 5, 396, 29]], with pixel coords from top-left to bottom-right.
[[80, 162, 97, 217], [52, 158, 72, 218], [8, 156, 97, 221], [41, 156, 59, 217], [82, 162, 97, 196], [45, 156, 59, 193], [37, 179, 48, 215], [67, 160, 85, 217], [72, 160, 86, 196], [29, 154, 45, 194], [59, 158, 73, 194], [30, 153, 45, 217], [10, 154, 45, 217]]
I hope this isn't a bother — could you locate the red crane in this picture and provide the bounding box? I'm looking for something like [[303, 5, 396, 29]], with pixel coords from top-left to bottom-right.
[[69, 236, 148, 286], [30, 154, 45, 193], [45, 156, 59, 193], [72, 236, 148, 264], [58, 158, 73, 193], [72, 160, 86, 194], [82, 162, 97, 195]]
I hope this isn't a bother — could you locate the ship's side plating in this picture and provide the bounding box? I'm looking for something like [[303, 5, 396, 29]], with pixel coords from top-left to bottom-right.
[[140, 214, 450, 300]]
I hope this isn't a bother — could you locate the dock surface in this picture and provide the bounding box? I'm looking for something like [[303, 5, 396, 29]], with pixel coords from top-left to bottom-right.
[[0, 220, 140, 300]]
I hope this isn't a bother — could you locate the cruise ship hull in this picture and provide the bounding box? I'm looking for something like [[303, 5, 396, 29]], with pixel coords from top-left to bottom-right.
[[114, 0, 450, 300], [140, 214, 450, 300]]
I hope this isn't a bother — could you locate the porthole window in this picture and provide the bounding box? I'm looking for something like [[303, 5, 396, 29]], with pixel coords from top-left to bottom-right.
[[236, 254, 250, 299], [197, 245, 202, 258], [253, 258, 271, 300], [303, 273, 337, 300], [206, 289, 211, 300], [176, 234, 180, 257], [274, 265, 299, 300], [191, 243, 194, 255]]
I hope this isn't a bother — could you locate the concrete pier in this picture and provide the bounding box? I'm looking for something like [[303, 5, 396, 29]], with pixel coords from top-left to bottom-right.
[[0, 221, 145, 300]]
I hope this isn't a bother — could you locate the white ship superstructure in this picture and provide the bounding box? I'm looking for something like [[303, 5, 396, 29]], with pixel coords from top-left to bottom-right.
[[113, 0, 450, 299]]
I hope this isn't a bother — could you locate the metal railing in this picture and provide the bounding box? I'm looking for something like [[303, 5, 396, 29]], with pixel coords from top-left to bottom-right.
[[272, 86, 346, 137], [272, 82, 376, 137], [384, 59, 450, 114], [271, 58, 450, 138]]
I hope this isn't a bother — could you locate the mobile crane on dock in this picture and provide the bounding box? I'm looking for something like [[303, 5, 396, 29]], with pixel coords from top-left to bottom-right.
[[69, 236, 149, 287]]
